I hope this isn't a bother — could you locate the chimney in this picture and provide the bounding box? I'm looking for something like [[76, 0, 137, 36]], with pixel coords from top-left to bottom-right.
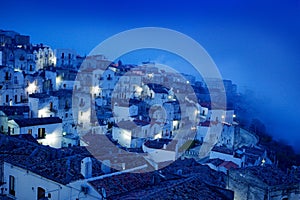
[[101, 160, 111, 174], [81, 157, 92, 178]]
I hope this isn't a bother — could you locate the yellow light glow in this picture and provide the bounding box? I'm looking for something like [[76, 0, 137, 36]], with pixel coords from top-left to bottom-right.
[[56, 76, 62, 85], [147, 73, 154, 78], [191, 126, 197, 131], [91, 86, 100, 94], [154, 133, 162, 139], [135, 86, 143, 93], [27, 82, 37, 94]]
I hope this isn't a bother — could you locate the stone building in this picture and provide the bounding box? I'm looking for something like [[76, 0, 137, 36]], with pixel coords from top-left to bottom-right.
[[228, 166, 300, 200]]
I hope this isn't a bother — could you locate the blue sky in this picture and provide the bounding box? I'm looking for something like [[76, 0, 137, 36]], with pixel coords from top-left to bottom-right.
[[1, 0, 300, 149]]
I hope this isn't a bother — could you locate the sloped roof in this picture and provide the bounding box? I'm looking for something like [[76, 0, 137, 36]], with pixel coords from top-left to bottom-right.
[[89, 158, 230, 199], [0, 134, 106, 185], [219, 161, 238, 170], [230, 166, 300, 187]]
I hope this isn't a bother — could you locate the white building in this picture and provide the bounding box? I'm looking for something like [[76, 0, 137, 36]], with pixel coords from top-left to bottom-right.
[[207, 109, 234, 124], [112, 120, 150, 148], [0, 66, 25, 105], [7, 117, 63, 148], [33, 45, 56, 70], [113, 103, 138, 123], [142, 139, 177, 164], [0, 106, 30, 134], [54, 49, 76, 68], [209, 146, 243, 167], [28, 93, 59, 118]]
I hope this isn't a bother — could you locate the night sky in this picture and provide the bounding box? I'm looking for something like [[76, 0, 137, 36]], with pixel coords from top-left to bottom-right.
[[1, 0, 300, 150]]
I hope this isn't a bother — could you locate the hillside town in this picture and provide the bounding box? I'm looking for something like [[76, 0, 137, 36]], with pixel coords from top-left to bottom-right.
[[0, 29, 299, 200]]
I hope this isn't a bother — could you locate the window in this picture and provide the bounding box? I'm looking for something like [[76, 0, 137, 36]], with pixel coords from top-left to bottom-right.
[[49, 102, 53, 111], [1, 126, 3, 132], [37, 187, 45, 200], [9, 175, 15, 196], [65, 113, 68, 118], [6, 95, 9, 103], [38, 128, 46, 139], [15, 95, 17, 103], [61, 53, 64, 59], [65, 100, 69, 108]]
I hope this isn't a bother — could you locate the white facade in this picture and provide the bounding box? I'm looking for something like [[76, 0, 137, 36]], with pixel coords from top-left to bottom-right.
[[29, 95, 59, 118], [113, 104, 138, 123], [142, 141, 176, 163], [0, 68, 25, 105], [112, 122, 150, 148], [34, 47, 56, 70], [209, 150, 243, 167], [207, 110, 234, 124], [0, 51, 2, 65], [7, 118, 63, 148], [217, 124, 235, 148], [54, 49, 76, 68], [2, 162, 101, 200]]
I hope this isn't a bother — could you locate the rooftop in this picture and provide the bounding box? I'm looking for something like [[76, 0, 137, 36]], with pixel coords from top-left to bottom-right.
[[212, 146, 234, 155], [230, 165, 300, 187], [29, 93, 50, 99], [219, 161, 238, 170], [0, 134, 106, 185], [88, 158, 229, 199], [13, 117, 62, 127], [144, 138, 176, 150], [0, 106, 29, 116]]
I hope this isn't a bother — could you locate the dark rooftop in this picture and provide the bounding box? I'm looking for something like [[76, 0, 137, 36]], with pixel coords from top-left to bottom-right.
[[89, 158, 229, 199], [230, 165, 300, 187], [13, 117, 62, 127], [144, 138, 174, 150], [0, 106, 29, 116], [29, 93, 50, 99], [212, 146, 234, 155], [50, 89, 73, 97], [0, 134, 106, 185], [146, 83, 169, 94]]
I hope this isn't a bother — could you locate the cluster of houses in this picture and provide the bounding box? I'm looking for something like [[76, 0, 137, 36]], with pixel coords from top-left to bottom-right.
[[0, 29, 299, 200]]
